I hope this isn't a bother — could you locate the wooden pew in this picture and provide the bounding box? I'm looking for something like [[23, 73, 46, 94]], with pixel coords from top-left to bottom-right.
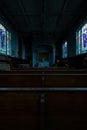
[[0, 70, 87, 88], [1, 67, 87, 74], [0, 91, 39, 130], [44, 74, 87, 87], [46, 91, 87, 130], [12, 67, 87, 74], [0, 88, 87, 129], [0, 74, 42, 87]]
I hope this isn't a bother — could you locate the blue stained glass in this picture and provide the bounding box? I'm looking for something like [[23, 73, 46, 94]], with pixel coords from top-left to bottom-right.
[[0, 29, 3, 35], [83, 33, 87, 47], [76, 23, 87, 55], [1, 34, 5, 48], [83, 25, 87, 48], [0, 24, 6, 54], [62, 42, 67, 58]]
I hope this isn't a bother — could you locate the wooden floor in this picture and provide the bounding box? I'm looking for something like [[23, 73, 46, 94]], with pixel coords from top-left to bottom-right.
[[0, 68, 87, 129]]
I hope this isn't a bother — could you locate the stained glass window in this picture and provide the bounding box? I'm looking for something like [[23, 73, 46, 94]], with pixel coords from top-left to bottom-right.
[[62, 41, 68, 58], [82, 23, 87, 53], [7, 31, 11, 55], [0, 24, 6, 54], [76, 23, 87, 55]]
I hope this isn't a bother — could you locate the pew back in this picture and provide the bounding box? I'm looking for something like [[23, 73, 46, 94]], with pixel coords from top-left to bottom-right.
[[0, 90, 87, 130]]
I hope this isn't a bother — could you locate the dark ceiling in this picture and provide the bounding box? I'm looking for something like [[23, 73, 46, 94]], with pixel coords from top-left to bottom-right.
[[0, 0, 87, 43]]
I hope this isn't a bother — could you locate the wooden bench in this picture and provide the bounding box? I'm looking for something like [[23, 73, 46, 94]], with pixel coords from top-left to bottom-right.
[[0, 70, 87, 88], [0, 89, 87, 129]]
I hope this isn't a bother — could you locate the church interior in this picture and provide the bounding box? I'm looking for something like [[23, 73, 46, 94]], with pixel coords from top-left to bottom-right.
[[0, 0, 87, 129]]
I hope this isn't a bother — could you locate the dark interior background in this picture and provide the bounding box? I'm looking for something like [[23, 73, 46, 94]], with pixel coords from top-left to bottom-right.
[[0, 0, 87, 68]]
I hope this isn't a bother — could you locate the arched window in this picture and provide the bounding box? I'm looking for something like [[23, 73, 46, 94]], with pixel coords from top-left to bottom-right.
[[0, 24, 6, 54], [62, 41, 68, 58], [76, 23, 87, 55]]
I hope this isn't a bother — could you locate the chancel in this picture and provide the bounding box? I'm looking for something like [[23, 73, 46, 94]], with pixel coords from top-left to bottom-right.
[[0, 0, 87, 130]]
